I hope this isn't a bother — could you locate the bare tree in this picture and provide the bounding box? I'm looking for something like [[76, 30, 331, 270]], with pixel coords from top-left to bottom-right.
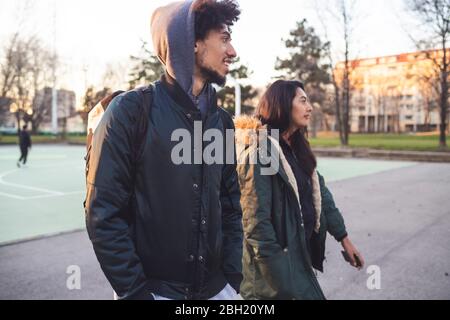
[[0, 33, 20, 126], [3, 35, 53, 132], [417, 68, 440, 130], [0, 0, 44, 130], [406, 0, 450, 148], [28, 38, 54, 133], [340, 0, 353, 144], [316, 0, 359, 146], [10, 37, 32, 131]]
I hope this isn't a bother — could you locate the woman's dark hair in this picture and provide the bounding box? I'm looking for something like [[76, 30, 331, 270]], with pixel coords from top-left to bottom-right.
[[194, 0, 241, 41], [256, 80, 317, 176]]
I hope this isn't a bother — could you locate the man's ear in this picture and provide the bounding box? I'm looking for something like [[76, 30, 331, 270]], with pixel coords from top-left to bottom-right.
[[195, 39, 205, 54]]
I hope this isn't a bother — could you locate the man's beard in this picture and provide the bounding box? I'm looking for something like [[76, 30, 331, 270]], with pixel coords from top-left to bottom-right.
[[199, 65, 227, 87]]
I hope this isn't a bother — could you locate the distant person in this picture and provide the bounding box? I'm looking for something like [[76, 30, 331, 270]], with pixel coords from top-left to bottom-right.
[[17, 125, 32, 168]]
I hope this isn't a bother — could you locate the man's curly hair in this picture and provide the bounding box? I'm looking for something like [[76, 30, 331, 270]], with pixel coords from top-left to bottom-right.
[[194, 0, 241, 41]]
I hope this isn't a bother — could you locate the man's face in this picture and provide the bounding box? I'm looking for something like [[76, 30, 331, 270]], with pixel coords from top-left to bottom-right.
[[195, 25, 237, 86]]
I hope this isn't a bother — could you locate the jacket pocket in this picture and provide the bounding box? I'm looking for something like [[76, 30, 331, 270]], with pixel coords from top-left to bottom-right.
[[288, 236, 325, 299], [253, 248, 293, 299]]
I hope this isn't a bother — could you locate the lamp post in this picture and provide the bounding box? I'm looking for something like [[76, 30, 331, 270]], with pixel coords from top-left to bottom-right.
[[228, 76, 241, 117]]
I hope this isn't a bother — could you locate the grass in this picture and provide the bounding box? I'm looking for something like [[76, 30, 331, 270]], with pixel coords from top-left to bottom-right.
[[310, 133, 450, 152], [1, 132, 449, 152], [0, 134, 85, 145], [66, 136, 86, 144], [0, 135, 62, 144]]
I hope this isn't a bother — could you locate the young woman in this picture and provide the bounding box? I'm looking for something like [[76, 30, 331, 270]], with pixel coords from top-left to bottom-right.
[[235, 80, 365, 300]]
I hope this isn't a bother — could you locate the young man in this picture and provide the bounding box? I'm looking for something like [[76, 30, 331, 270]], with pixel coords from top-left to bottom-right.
[[85, 0, 243, 300], [17, 125, 32, 168]]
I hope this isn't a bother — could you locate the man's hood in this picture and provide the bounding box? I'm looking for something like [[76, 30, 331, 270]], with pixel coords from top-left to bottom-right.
[[151, 0, 197, 94]]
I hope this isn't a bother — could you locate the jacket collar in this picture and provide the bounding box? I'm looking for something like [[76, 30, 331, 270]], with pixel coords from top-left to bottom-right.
[[160, 72, 198, 113], [160, 72, 219, 118]]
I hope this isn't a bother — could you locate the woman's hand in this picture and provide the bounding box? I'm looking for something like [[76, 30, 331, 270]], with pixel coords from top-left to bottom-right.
[[341, 236, 365, 270]]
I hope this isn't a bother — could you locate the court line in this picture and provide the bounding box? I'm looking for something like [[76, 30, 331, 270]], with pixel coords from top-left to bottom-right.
[[0, 190, 84, 200], [0, 191, 26, 200], [0, 155, 68, 160], [26, 191, 85, 200], [0, 169, 64, 196], [0, 180, 64, 195], [0, 165, 84, 199]]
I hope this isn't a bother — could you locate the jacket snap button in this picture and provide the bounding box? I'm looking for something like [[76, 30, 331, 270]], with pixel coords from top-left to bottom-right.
[[193, 184, 199, 190], [201, 219, 206, 225], [198, 256, 204, 262], [283, 248, 288, 253], [187, 114, 192, 119]]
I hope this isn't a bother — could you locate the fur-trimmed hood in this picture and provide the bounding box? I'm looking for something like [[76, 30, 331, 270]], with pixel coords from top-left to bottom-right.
[[234, 115, 322, 233]]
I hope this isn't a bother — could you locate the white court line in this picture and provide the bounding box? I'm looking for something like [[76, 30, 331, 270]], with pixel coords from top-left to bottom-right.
[[26, 191, 84, 200], [0, 155, 68, 160], [0, 180, 64, 195], [0, 164, 84, 199], [0, 190, 84, 200], [0, 191, 26, 200]]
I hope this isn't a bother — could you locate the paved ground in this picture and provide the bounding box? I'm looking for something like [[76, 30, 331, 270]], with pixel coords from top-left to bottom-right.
[[0, 145, 413, 245], [318, 163, 450, 300], [1, 145, 449, 299]]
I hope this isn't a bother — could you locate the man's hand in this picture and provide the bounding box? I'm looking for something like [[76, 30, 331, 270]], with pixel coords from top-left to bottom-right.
[[341, 236, 365, 270]]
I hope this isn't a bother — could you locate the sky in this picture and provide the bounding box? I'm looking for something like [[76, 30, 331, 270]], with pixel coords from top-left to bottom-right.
[[0, 0, 422, 107]]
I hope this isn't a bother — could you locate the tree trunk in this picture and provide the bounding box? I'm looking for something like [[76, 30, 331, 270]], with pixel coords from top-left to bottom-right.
[[334, 82, 345, 144], [439, 38, 448, 148], [342, 58, 350, 145], [439, 80, 448, 147]]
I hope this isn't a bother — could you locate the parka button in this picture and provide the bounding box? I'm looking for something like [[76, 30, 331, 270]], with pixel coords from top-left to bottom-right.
[[193, 184, 199, 190], [198, 256, 204, 262], [283, 248, 288, 253], [201, 219, 206, 225], [188, 254, 194, 262], [187, 113, 192, 119]]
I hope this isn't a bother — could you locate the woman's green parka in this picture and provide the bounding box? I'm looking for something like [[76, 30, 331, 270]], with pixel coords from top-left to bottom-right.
[[234, 116, 348, 300]]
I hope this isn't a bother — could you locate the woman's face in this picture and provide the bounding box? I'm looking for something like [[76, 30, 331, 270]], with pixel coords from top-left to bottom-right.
[[290, 87, 313, 129]]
